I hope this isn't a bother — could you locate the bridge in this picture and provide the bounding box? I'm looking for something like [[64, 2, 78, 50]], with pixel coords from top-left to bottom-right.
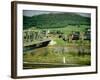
[[23, 29, 51, 51]]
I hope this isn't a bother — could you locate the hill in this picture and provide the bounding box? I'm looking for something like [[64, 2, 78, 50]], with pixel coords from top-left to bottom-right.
[[23, 12, 90, 29]]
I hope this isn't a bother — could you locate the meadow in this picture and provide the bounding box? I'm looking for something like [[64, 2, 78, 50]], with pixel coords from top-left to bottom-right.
[[23, 25, 91, 69]]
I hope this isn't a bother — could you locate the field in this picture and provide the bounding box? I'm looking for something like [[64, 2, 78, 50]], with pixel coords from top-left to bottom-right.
[[23, 25, 91, 69]]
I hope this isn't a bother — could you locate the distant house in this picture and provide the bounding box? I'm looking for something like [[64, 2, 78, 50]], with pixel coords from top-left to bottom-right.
[[72, 32, 80, 40]]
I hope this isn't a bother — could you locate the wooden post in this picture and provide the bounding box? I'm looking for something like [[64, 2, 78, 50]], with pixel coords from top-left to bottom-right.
[[63, 56, 66, 64]]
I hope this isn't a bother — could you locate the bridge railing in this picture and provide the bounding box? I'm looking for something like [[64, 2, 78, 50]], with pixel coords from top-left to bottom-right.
[[23, 30, 48, 44]]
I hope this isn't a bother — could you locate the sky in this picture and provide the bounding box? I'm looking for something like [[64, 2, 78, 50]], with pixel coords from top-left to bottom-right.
[[23, 10, 91, 17]]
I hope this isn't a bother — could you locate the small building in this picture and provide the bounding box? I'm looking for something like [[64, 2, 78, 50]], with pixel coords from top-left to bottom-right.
[[72, 31, 80, 40]]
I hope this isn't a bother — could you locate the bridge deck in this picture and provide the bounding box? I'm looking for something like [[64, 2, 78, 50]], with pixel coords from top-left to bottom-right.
[[24, 39, 51, 47]]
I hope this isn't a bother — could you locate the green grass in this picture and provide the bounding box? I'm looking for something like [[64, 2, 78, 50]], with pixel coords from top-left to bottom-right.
[[23, 46, 91, 69], [29, 25, 90, 34], [54, 38, 65, 46], [23, 25, 91, 69], [23, 52, 91, 69], [24, 51, 90, 64]]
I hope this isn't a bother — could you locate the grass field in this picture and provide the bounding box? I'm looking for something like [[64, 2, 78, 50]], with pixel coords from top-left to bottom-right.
[[23, 47, 91, 69], [23, 25, 91, 69]]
